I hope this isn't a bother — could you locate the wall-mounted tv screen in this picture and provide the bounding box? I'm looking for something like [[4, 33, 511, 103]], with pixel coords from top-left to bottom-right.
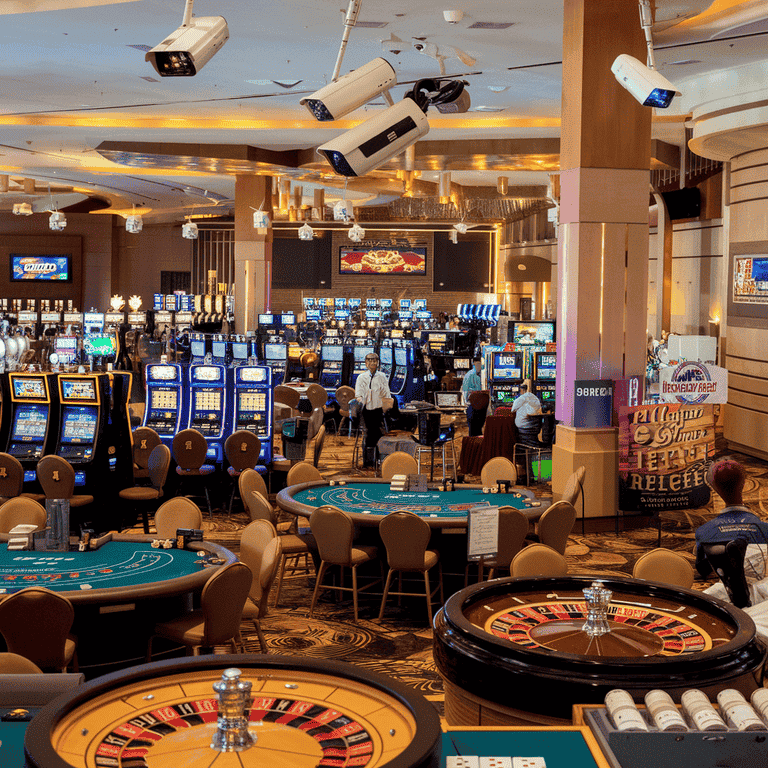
[[512, 321, 556, 346], [339, 247, 426, 275], [306, 310, 322, 321], [11, 255, 71, 282]]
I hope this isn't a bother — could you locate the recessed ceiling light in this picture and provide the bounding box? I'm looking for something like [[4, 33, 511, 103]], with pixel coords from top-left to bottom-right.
[[487, 85, 509, 92], [669, 59, 702, 66], [127, 44, 152, 52], [468, 22, 515, 29]]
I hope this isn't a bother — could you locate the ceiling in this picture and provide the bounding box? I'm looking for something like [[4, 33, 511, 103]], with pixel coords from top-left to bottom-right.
[[0, 0, 766, 222]]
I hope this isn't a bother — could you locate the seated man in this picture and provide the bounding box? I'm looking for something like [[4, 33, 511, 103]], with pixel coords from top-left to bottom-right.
[[695, 459, 768, 579], [461, 357, 488, 436], [511, 382, 542, 447]]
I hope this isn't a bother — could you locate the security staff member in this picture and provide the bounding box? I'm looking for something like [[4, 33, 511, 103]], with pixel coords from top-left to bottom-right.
[[354, 352, 391, 468]]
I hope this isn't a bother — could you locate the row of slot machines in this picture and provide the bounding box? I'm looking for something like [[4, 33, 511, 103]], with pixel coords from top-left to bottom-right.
[[487, 349, 558, 407], [0, 371, 133, 528], [420, 329, 478, 381], [143, 362, 273, 465]]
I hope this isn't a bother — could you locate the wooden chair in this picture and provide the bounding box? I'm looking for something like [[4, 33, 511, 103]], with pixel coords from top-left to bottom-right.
[[381, 451, 418, 481], [378, 511, 443, 624], [532, 500, 577, 555], [0, 587, 78, 671], [154, 497, 203, 539], [311, 424, 327, 468], [0, 452, 44, 504], [286, 462, 323, 486], [309, 505, 378, 623], [172, 429, 216, 518], [334, 385, 356, 438], [238, 467, 270, 505], [132, 427, 162, 480], [36, 456, 95, 525], [480, 456, 518, 488], [306, 383, 328, 411], [147, 561, 252, 659], [239, 519, 283, 652], [274, 385, 300, 425], [0, 497, 47, 534], [0, 652, 43, 674], [483, 506, 530, 580], [224, 431, 262, 516], [511, 544, 569, 577], [633, 548, 694, 589], [118, 444, 171, 533]]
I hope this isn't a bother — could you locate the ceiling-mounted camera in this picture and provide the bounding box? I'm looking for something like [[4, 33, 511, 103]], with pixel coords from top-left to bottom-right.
[[611, 54, 680, 108], [182, 221, 199, 239]]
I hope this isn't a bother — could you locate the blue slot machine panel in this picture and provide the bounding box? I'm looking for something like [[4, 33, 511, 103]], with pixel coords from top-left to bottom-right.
[[492, 353, 523, 380], [143, 364, 183, 438], [264, 342, 287, 386], [189, 365, 226, 461], [59, 406, 98, 461], [8, 404, 48, 460], [536, 353, 557, 379], [234, 365, 272, 464]]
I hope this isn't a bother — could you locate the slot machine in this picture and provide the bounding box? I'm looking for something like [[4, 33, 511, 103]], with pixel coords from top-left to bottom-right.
[[511, 320, 556, 380], [83, 331, 119, 372], [18, 309, 39, 340], [63, 310, 83, 338], [0, 374, 10, 451], [210, 334, 231, 367], [379, 338, 394, 384], [188, 363, 227, 462], [232, 365, 273, 465], [142, 363, 187, 448], [318, 339, 344, 390], [263, 340, 288, 386], [230, 335, 249, 368], [533, 350, 557, 406], [390, 340, 411, 405], [349, 336, 377, 388], [6, 372, 60, 484], [189, 333, 209, 364], [489, 351, 524, 407], [50, 336, 79, 370]]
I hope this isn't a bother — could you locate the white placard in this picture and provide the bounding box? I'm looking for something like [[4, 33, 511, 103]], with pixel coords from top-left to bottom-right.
[[659, 362, 728, 404], [467, 505, 499, 561]]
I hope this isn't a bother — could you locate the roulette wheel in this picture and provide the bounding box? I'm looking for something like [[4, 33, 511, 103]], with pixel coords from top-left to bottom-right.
[[433, 575, 766, 726], [24, 654, 441, 768]]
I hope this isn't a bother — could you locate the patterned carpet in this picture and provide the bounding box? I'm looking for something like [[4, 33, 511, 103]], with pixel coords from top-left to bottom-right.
[[122, 425, 768, 715]]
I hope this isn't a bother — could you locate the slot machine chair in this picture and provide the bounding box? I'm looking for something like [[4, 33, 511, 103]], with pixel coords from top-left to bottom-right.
[[37, 456, 95, 530], [632, 548, 695, 589], [0, 452, 44, 504], [154, 497, 204, 539], [172, 429, 217, 519], [118, 444, 171, 533], [224, 431, 262, 517], [525, 500, 577, 555], [334, 386, 356, 439], [0, 497, 47, 534], [132, 427, 162, 481], [701, 539, 751, 609]]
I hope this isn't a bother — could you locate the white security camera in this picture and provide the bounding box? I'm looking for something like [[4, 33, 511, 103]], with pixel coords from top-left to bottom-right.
[[298, 223, 314, 241], [348, 224, 365, 242], [611, 54, 680, 108], [182, 221, 199, 239], [146, 16, 229, 76], [300, 58, 396, 121], [126, 214, 143, 233], [443, 10, 464, 23], [49, 211, 67, 231], [317, 97, 429, 177]]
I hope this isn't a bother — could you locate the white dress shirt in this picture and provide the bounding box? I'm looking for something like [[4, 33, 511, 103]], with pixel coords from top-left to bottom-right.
[[511, 391, 542, 428], [355, 370, 391, 410]]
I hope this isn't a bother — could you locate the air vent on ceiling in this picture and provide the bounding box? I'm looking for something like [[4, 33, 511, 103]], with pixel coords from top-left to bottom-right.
[[468, 22, 515, 30], [356, 21, 388, 28], [127, 44, 152, 52]]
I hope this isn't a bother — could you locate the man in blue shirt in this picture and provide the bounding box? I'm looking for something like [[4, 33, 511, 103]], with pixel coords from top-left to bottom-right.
[[462, 357, 488, 436], [695, 459, 768, 578]]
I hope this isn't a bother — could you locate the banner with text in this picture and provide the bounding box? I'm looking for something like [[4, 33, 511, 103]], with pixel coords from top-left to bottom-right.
[[658, 362, 728, 404], [618, 403, 715, 512]]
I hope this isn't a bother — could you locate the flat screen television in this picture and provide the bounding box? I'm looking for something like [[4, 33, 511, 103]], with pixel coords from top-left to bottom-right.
[[512, 321, 555, 346], [306, 310, 322, 321], [322, 345, 344, 362], [10, 254, 71, 282], [265, 343, 287, 361], [83, 334, 117, 358], [339, 247, 426, 275]]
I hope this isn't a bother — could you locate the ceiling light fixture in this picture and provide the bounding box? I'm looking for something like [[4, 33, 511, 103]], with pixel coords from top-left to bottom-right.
[[49, 211, 67, 231], [126, 208, 143, 233], [348, 223, 365, 242], [12, 203, 33, 216], [145, 0, 229, 77], [182, 220, 199, 239]]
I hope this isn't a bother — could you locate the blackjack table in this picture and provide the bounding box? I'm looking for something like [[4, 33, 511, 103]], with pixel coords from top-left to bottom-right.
[[433, 574, 767, 726], [20, 654, 442, 768], [277, 479, 543, 529]]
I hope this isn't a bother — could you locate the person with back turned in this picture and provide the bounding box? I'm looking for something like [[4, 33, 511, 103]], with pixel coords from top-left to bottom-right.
[[355, 352, 391, 468], [462, 357, 488, 436]]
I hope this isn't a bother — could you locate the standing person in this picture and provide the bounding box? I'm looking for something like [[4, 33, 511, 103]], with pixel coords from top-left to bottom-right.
[[355, 352, 391, 468], [462, 357, 488, 436]]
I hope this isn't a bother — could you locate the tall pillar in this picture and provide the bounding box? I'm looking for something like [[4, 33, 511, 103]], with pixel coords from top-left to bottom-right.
[[234, 176, 273, 333], [552, 0, 652, 517]]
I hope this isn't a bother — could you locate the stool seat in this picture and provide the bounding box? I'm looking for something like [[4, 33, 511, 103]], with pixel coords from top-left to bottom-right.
[[350, 545, 378, 566], [20, 492, 46, 503], [119, 487, 162, 502], [176, 465, 216, 476], [68, 495, 94, 508], [280, 532, 316, 555]]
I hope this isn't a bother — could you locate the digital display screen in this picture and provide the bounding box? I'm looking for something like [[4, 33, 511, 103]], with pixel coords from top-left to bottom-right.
[[435, 392, 462, 408], [349, 298, 361, 308], [147, 364, 179, 381], [414, 299, 427, 309], [354, 346, 374, 362], [165, 295, 178, 311], [265, 343, 287, 361], [238, 391, 267, 415], [149, 388, 178, 410], [400, 299, 411, 309], [495, 389, 519, 404], [84, 313, 105, 331], [194, 389, 221, 411], [454, 358, 471, 369], [54, 337, 78, 355], [192, 366, 222, 383], [303, 298, 315, 308], [541, 389, 556, 402], [380, 346, 393, 365], [334, 298, 347, 307], [366, 298, 378, 308], [12, 377, 47, 400], [512, 321, 555, 346], [752, 258, 768, 282], [190, 339, 206, 357], [334, 309, 350, 319], [61, 406, 97, 444], [394, 348, 407, 366], [416, 311, 431, 320], [105, 312, 124, 324], [322, 345, 344, 362], [83, 334, 117, 358], [365, 310, 381, 320], [12, 405, 47, 440], [232, 342, 248, 359], [237, 366, 268, 383], [380, 299, 393, 308], [281, 314, 295, 325], [306, 310, 322, 321], [340, 247, 427, 275], [399, 311, 413, 320], [10, 255, 71, 282], [63, 313, 83, 324], [493, 353, 522, 379], [538, 354, 557, 367], [61, 379, 97, 402], [258, 314, 275, 326], [211, 341, 227, 358]]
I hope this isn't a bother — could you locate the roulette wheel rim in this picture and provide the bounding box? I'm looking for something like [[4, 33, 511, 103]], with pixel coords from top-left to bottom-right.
[[433, 575, 766, 720], [24, 653, 441, 768]]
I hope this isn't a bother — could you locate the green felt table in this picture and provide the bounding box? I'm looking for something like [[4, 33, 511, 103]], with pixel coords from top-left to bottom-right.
[[0, 534, 237, 607], [0, 720, 27, 767], [277, 479, 543, 529]]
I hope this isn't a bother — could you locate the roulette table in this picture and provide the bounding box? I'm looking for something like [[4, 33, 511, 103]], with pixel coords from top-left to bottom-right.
[[22, 654, 442, 768], [433, 575, 767, 726], [277, 479, 542, 529], [0, 534, 236, 607]]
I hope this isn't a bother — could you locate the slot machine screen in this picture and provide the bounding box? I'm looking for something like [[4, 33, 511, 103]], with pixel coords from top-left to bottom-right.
[[512, 321, 555, 346], [192, 389, 222, 433], [265, 343, 287, 361], [211, 340, 227, 358], [493, 353, 522, 379], [303, 298, 315, 308], [399, 310, 413, 320], [537, 354, 557, 379], [416, 310, 431, 320], [322, 345, 344, 362], [61, 379, 97, 401], [414, 299, 427, 310], [61, 407, 98, 444], [54, 336, 78, 361], [495, 388, 518, 405], [306, 310, 322, 321], [258, 314, 275, 326], [190, 338, 206, 358], [237, 392, 268, 430], [366, 298, 377, 308], [281, 313, 295, 326], [380, 346, 393, 366], [334, 309, 350, 320], [394, 348, 407, 366], [428, 333, 447, 353], [148, 387, 178, 419], [11, 405, 48, 444], [83, 334, 117, 358], [349, 298, 361, 309], [454, 358, 471, 370], [380, 299, 393, 309], [232, 342, 248, 360], [12, 377, 47, 400], [400, 299, 411, 309], [540, 389, 556, 403], [354, 346, 374, 362], [365, 310, 381, 321], [334, 298, 347, 308]]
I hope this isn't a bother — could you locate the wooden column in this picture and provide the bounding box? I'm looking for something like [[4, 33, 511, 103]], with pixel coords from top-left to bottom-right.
[[552, 0, 652, 517], [234, 175, 273, 333]]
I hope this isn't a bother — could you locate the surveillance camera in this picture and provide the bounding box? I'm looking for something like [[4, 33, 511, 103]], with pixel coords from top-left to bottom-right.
[[434, 82, 471, 114], [443, 10, 464, 23], [348, 224, 365, 242], [182, 221, 199, 239], [49, 211, 67, 231], [300, 58, 396, 121], [145, 16, 229, 76], [298, 223, 314, 241], [413, 42, 425, 52], [126, 215, 143, 234], [317, 97, 429, 177], [611, 54, 681, 108]]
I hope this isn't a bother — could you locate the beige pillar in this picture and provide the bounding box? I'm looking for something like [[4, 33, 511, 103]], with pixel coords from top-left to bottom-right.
[[552, 0, 652, 517], [234, 175, 273, 333]]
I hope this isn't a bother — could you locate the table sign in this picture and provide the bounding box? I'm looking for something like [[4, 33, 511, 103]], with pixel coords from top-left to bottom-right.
[[467, 506, 499, 561]]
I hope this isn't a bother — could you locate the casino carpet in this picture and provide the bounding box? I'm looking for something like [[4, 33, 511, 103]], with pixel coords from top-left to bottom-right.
[[120, 425, 768, 714]]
